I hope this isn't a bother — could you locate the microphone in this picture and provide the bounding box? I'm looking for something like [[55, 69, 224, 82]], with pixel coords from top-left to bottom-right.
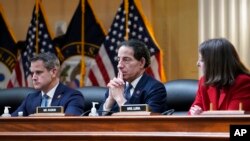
[[162, 109, 175, 115], [80, 110, 91, 116], [80, 110, 117, 116]]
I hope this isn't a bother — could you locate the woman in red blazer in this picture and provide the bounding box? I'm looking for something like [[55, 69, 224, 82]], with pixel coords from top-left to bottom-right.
[[189, 38, 250, 115]]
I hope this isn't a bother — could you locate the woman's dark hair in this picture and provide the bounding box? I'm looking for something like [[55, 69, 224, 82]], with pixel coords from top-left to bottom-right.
[[199, 38, 249, 88], [118, 39, 151, 68]]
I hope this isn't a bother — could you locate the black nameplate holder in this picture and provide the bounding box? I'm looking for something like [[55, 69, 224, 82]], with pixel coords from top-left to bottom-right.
[[36, 106, 63, 113], [112, 104, 155, 116], [120, 104, 150, 112], [34, 106, 64, 116]]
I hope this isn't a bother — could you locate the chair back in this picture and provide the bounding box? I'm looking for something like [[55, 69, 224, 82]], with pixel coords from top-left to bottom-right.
[[77, 86, 107, 113], [0, 87, 37, 114], [164, 79, 198, 115]]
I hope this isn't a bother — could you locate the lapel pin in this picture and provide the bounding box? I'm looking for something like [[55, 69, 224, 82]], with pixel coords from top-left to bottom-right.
[[57, 95, 61, 99]]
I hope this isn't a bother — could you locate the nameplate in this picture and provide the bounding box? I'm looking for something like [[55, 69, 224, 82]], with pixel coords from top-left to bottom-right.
[[120, 104, 149, 112], [201, 110, 249, 115], [112, 111, 155, 116], [36, 106, 64, 114]]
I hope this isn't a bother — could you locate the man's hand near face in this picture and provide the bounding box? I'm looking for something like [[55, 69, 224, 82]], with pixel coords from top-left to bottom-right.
[[104, 69, 127, 109]]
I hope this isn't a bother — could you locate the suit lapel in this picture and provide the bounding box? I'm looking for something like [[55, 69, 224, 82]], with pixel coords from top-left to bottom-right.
[[51, 83, 64, 106], [207, 86, 218, 110], [218, 89, 227, 109], [33, 92, 43, 108], [129, 74, 148, 103], [207, 86, 227, 110]]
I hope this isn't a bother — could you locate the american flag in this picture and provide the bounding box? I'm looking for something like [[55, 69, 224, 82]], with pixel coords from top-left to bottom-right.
[[7, 0, 56, 88], [86, 0, 165, 86]]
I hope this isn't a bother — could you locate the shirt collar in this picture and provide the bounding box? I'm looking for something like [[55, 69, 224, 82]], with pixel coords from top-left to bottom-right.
[[42, 83, 59, 98], [127, 74, 143, 89]]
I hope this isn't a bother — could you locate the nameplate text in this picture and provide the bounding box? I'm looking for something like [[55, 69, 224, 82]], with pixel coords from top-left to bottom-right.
[[36, 106, 64, 114], [120, 104, 149, 112]]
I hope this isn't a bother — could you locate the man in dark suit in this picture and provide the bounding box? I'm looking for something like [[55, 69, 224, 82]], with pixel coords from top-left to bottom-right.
[[99, 39, 167, 115], [11, 52, 84, 116]]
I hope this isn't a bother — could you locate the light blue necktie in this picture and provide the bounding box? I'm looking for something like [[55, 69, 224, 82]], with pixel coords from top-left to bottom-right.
[[124, 83, 133, 100], [41, 94, 49, 107]]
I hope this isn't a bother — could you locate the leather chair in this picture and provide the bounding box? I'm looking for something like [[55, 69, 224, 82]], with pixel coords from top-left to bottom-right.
[[76, 86, 107, 115], [0, 87, 37, 114], [164, 79, 198, 115], [0, 80, 198, 116], [0, 86, 107, 116]]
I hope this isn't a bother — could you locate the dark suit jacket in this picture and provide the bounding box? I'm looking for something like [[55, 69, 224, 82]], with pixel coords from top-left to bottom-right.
[[11, 83, 85, 116], [189, 74, 250, 113], [99, 73, 167, 114]]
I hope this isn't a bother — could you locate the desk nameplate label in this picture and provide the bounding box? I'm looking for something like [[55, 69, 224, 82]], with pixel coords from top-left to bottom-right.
[[120, 104, 149, 112], [36, 106, 64, 114], [201, 110, 250, 115]]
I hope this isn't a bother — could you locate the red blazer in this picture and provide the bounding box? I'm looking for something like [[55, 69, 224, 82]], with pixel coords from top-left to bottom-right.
[[190, 74, 250, 112]]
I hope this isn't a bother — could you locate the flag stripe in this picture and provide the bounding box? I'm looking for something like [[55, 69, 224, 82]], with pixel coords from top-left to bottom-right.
[[15, 58, 23, 86], [95, 55, 109, 84], [97, 46, 116, 83], [89, 56, 107, 86], [88, 70, 98, 86], [150, 55, 160, 80]]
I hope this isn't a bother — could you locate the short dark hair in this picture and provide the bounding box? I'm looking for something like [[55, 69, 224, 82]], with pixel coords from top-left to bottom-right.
[[118, 39, 151, 68], [30, 52, 60, 70], [199, 38, 249, 88]]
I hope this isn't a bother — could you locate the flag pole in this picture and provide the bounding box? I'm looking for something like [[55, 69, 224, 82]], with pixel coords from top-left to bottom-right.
[[80, 0, 86, 87], [35, 0, 39, 54], [124, 0, 129, 40]]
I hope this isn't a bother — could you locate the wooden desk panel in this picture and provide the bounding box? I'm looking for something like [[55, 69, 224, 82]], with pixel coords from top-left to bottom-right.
[[0, 132, 228, 141], [0, 115, 249, 132], [0, 115, 249, 140]]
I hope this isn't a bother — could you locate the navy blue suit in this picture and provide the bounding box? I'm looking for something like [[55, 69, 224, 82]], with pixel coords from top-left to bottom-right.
[[99, 73, 167, 114], [11, 83, 85, 116]]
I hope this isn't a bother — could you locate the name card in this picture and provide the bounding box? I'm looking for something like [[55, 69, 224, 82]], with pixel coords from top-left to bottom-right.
[[120, 104, 150, 112], [36, 106, 64, 114], [201, 110, 248, 115]]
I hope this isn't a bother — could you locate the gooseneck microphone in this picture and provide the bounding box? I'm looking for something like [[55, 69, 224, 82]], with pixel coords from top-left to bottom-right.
[[80, 110, 91, 116], [80, 110, 117, 116], [161, 109, 175, 115]]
